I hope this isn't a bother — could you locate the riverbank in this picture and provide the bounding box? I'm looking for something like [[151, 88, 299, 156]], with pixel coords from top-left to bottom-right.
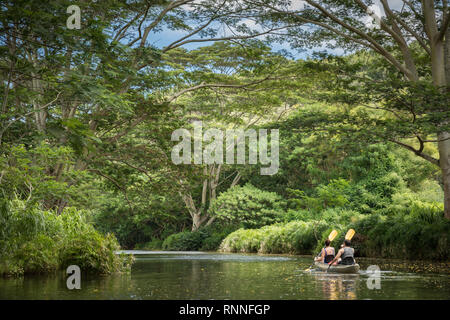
[[219, 211, 450, 261], [0, 200, 133, 277], [137, 208, 450, 262]]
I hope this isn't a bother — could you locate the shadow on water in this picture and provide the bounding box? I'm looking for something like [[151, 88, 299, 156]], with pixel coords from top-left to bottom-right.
[[0, 251, 449, 300]]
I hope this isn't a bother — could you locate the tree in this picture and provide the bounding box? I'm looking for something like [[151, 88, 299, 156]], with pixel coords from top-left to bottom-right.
[[250, 0, 450, 218], [164, 41, 301, 231], [209, 184, 286, 229], [0, 0, 296, 212]]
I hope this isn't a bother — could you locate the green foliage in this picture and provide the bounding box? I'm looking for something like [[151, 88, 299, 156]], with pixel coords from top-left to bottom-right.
[[59, 232, 132, 274], [350, 206, 449, 260], [134, 238, 164, 250], [200, 225, 239, 251], [0, 0, 447, 267], [0, 199, 133, 276], [11, 235, 59, 274], [220, 228, 265, 253], [210, 184, 286, 228], [93, 193, 188, 249], [160, 225, 238, 251], [221, 200, 449, 261], [220, 220, 328, 255], [0, 142, 78, 205], [162, 231, 207, 251], [287, 179, 350, 212]]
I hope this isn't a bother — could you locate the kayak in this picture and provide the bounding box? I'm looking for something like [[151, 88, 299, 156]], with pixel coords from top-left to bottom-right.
[[314, 261, 360, 274]]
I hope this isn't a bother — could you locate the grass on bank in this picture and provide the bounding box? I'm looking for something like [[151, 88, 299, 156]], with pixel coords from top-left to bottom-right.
[[220, 204, 450, 261], [148, 200, 450, 261]]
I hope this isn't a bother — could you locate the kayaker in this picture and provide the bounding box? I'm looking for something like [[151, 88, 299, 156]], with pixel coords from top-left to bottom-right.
[[328, 240, 355, 265], [314, 239, 335, 264]]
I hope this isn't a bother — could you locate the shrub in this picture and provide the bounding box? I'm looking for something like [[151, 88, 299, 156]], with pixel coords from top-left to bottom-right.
[[282, 209, 311, 222], [289, 220, 328, 254], [210, 184, 286, 228], [59, 231, 133, 274], [200, 225, 238, 251], [220, 220, 328, 255], [220, 204, 449, 261], [320, 208, 363, 225], [349, 207, 449, 260], [0, 199, 133, 276], [134, 238, 164, 250], [162, 231, 207, 251], [158, 224, 238, 252], [13, 234, 59, 273], [220, 228, 265, 253]]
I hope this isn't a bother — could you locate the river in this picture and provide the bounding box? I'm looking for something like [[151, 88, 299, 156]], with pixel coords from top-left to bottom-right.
[[0, 251, 449, 299]]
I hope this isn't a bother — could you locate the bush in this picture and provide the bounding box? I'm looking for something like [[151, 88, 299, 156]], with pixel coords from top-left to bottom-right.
[[220, 202, 450, 261], [134, 238, 164, 250], [210, 184, 286, 229], [200, 225, 238, 251], [0, 199, 133, 276], [282, 209, 311, 222], [162, 231, 207, 251], [59, 232, 133, 274], [145, 225, 237, 252], [220, 220, 328, 255], [220, 228, 265, 253], [13, 234, 59, 274], [93, 199, 186, 249], [348, 204, 449, 260]]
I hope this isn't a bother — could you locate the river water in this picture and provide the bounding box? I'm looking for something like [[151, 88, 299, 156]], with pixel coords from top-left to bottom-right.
[[0, 251, 449, 299]]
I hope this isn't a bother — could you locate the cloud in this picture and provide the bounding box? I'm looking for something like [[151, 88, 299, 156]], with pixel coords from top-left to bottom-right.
[[364, 3, 384, 29], [288, 0, 306, 11]]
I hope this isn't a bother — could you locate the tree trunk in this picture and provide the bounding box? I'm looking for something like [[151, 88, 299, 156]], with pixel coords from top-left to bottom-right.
[[427, 0, 449, 218], [192, 213, 208, 232], [438, 133, 450, 219], [192, 214, 201, 232], [182, 165, 242, 231], [443, 16, 450, 219]]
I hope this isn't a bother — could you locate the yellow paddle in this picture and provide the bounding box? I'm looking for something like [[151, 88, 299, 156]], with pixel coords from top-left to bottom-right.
[[329, 230, 338, 242], [326, 229, 356, 272], [345, 228, 356, 240], [305, 229, 338, 271]]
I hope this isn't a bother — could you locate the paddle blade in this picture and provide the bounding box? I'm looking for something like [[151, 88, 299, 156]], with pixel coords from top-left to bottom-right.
[[345, 229, 356, 240], [328, 230, 338, 241]]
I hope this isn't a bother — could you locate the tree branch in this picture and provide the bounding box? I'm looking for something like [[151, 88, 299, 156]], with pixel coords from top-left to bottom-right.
[[438, 5, 450, 41], [164, 24, 295, 51], [389, 138, 439, 165], [302, 0, 416, 80], [167, 76, 273, 103]]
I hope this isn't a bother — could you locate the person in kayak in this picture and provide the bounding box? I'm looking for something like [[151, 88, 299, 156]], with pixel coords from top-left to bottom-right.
[[314, 239, 335, 264], [328, 240, 355, 265]]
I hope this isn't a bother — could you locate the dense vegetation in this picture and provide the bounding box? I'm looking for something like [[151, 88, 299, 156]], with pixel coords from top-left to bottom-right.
[[1, 0, 449, 276], [0, 199, 133, 276]]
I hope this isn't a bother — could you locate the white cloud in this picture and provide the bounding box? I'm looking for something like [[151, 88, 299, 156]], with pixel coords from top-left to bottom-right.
[[288, 0, 306, 11], [364, 3, 384, 29]]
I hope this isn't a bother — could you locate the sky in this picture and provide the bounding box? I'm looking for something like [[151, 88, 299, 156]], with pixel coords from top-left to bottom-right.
[[145, 0, 405, 59]]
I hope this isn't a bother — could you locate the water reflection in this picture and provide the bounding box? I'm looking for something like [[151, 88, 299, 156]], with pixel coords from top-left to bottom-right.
[[310, 272, 359, 300]]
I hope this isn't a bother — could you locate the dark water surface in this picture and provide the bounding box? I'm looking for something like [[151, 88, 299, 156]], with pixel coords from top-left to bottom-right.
[[0, 251, 449, 300]]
